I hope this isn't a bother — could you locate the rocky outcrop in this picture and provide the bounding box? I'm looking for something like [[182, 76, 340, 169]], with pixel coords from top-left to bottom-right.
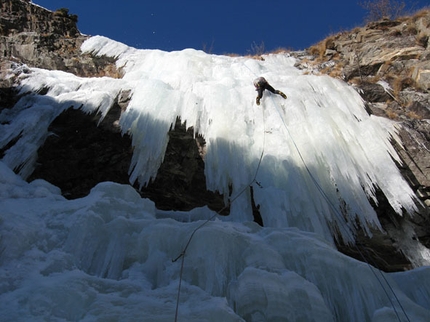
[[0, 0, 121, 78], [27, 107, 227, 213], [296, 9, 430, 206], [1, 0, 79, 37]]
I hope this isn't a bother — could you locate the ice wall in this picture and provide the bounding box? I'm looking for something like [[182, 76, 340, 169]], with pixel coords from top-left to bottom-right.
[[1, 36, 419, 244]]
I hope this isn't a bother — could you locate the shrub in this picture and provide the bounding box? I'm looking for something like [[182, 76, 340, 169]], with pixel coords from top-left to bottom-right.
[[392, 76, 416, 96], [360, 0, 406, 21], [249, 41, 265, 56], [54, 8, 69, 17], [385, 109, 399, 119], [69, 14, 78, 23], [307, 41, 326, 59], [271, 47, 291, 54], [53, 8, 78, 22]]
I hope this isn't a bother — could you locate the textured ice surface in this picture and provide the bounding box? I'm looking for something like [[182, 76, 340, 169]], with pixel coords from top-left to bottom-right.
[[1, 36, 420, 243], [1, 36, 429, 321], [0, 163, 429, 321]]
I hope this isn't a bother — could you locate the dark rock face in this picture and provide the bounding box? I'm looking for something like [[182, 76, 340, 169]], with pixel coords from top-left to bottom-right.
[[28, 106, 133, 199], [28, 107, 227, 213], [359, 81, 393, 102], [138, 118, 227, 214]]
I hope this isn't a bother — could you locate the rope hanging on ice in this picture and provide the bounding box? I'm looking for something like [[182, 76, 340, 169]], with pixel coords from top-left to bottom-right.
[[242, 58, 410, 322], [244, 57, 410, 322], [173, 54, 411, 321], [173, 103, 267, 322], [268, 94, 411, 322]]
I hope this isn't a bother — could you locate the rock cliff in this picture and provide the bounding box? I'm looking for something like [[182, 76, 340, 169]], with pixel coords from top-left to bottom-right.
[[297, 11, 430, 203], [0, 0, 121, 77], [0, 0, 429, 271]]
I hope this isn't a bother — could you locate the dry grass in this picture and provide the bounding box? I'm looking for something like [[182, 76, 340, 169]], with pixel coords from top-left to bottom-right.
[[385, 105, 422, 121], [224, 53, 240, 57], [392, 76, 416, 96], [223, 45, 291, 59], [406, 110, 422, 120], [385, 108, 399, 119], [404, 23, 418, 35], [416, 34, 428, 47], [320, 61, 345, 78], [370, 74, 383, 83], [241, 54, 265, 61], [347, 73, 383, 86], [306, 34, 341, 63], [348, 77, 362, 85], [410, 7, 430, 20], [270, 47, 292, 54], [360, 0, 407, 21], [307, 42, 325, 60]]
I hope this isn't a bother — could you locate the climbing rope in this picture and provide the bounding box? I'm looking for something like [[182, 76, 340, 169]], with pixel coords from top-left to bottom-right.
[[173, 54, 411, 321], [246, 53, 411, 320], [172, 101, 267, 322], [268, 94, 411, 322]]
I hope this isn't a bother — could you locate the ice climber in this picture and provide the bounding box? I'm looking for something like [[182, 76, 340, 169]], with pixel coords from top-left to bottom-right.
[[253, 76, 287, 105]]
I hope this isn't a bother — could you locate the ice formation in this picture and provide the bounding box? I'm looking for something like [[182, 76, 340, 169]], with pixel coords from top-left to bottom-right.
[[0, 36, 429, 321]]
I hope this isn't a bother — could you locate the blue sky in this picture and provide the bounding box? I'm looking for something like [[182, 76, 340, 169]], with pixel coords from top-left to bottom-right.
[[35, 0, 428, 55]]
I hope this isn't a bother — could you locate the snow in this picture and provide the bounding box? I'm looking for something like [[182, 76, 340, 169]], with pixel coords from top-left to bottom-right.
[[0, 36, 429, 321]]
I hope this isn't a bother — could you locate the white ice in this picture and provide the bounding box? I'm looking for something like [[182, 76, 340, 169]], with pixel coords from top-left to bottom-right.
[[0, 36, 429, 321]]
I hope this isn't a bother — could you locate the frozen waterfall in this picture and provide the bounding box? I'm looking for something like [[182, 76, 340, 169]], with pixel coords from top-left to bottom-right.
[[0, 36, 429, 321]]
